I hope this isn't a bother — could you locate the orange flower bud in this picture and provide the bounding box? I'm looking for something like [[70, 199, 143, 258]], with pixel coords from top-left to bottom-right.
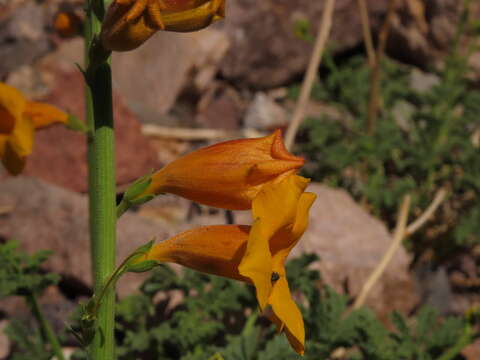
[[54, 12, 82, 38], [101, 0, 225, 51], [0, 82, 69, 175], [144, 130, 305, 210]]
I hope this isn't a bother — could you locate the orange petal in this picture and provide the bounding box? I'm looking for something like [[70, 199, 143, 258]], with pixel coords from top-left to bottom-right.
[[101, 0, 161, 51], [24, 102, 69, 129], [238, 219, 273, 310], [0, 136, 6, 157], [1, 141, 27, 175], [161, 0, 225, 32], [239, 175, 310, 310], [8, 117, 34, 158], [0, 82, 26, 134], [163, 0, 209, 12], [270, 191, 317, 262], [251, 175, 309, 241], [268, 276, 305, 355]]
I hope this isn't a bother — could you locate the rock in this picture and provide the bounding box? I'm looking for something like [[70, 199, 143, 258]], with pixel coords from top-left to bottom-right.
[[291, 183, 418, 318], [468, 51, 480, 83], [12, 39, 159, 192], [244, 92, 289, 130], [387, 0, 480, 68], [5, 64, 48, 98], [220, 0, 389, 88], [463, 340, 480, 360], [196, 83, 244, 129], [427, 0, 463, 50], [190, 30, 230, 92], [392, 100, 416, 132], [414, 264, 452, 314], [0, 2, 50, 78], [112, 29, 230, 119], [0, 177, 170, 298], [409, 68, 440, 93], [388, 1, 435, 66]]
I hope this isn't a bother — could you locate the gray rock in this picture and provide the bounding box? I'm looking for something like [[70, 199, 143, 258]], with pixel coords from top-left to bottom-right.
[[112, 29, 230, 119], [244, 92, 289, 130], [410, 68, 440, 93], [392, 100, 416, 132], [0, 3, 50, 78], [220, 0, 389, 88]]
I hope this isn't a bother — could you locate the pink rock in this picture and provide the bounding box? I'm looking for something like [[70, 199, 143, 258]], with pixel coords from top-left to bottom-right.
[[0, 177, 170, 298], [292, 183, 418, 318], [20, 41, 159, 192]]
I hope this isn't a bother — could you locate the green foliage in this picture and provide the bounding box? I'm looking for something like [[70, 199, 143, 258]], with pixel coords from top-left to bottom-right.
[[4, 320, 51, 360], [3, 253, 473, 360], [296, 40, 480, 260], [0, 240, 59, 298], [66, 255, 476, 360]]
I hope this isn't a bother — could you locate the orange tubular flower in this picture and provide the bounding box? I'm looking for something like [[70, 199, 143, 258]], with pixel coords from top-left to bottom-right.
[[101, 0, 225, 51], [143, 130, 305, 210], [143, 174, 316, 354], [0, 82, 69, 175]]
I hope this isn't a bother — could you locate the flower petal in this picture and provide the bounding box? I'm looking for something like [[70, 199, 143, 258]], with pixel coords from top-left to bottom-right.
[[270, 191, 317, 262], [162, 0, 224, 32], [251, 175, 309, 240], [0, 82, 26, 135], [8, 117, 34, 158], [238, 219, 273, 310], [24, 102, 69, 129], [1, 141, 27, 175], [239, 175, 310, 309], [268, 276, 305, 355]]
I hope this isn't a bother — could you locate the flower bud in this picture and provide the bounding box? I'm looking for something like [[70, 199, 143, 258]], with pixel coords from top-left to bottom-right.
[[101, 0, 225, 51], [144, 130, 305, 210], [54, 12, 82, 38]]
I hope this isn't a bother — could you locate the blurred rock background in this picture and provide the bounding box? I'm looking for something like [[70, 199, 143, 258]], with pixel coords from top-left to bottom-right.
[[0, 0, 479, 358]]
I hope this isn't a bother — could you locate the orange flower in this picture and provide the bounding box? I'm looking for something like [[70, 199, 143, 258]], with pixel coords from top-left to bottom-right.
[[142, 130, 305, 210], [0, 83, 69, 175], [54, 11, 82, 38], [101, 0, 225, 51], [143, 174, 316, 354]]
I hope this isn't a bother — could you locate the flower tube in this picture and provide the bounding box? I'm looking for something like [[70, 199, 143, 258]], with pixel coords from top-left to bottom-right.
[[143, 130, 305, 210]]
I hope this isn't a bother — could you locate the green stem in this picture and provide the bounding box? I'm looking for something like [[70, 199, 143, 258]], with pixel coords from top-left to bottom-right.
[[27, 293, 66, 360], [85, 0, 117, 358], [116, 199, 130, 219]]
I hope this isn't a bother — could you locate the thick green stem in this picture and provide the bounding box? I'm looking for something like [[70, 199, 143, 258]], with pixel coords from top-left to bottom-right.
[[27, 293, 66, 360], [85, 0, 117, 358]]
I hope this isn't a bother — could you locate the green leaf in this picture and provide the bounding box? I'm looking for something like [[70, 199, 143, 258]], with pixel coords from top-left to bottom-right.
[[123, 174, 153, 201], [125, 259, 159, 273], [65, 114, 88, 133]]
